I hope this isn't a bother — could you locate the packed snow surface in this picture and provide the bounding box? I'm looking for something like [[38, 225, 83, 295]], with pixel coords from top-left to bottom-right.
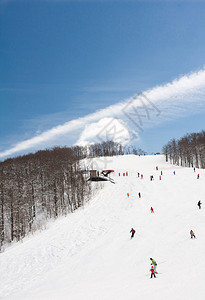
[[1, 155, 205, 300]]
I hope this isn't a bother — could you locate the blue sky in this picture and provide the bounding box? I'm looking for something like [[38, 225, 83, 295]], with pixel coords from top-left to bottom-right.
[[1, 0, 205, 159]]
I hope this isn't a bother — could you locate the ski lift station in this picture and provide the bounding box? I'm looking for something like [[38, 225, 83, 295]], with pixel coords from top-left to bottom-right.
[[88, 169, 115, 183]]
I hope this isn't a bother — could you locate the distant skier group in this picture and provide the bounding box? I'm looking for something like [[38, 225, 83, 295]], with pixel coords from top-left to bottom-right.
[[127, 165, 202, 279], [150, 258, 157, 278]]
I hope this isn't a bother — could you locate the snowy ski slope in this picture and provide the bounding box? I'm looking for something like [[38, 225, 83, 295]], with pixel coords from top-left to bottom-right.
[[1, 155, 205, 300]]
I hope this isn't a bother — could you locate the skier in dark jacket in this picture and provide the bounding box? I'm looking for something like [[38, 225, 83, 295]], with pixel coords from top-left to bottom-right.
[[197, 201, 202, 209], [130, 228, 136, 238]]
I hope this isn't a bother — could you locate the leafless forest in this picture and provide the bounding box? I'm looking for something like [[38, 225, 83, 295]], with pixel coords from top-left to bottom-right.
[[0, 147, 91, 251], [163, 130, 205, 168]]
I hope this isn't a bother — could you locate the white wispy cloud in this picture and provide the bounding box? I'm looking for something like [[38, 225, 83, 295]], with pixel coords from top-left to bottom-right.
[[1, 68, 205, 159], [76, 117, 139, 146]]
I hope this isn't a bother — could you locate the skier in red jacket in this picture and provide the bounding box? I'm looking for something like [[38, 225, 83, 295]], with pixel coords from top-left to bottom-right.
[[130, 228, 136, 238], [150, 266, 156, 278], [150, 207, 154, 213]]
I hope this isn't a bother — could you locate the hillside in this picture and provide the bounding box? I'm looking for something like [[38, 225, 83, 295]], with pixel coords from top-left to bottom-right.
[[0, 155, 205, 300]]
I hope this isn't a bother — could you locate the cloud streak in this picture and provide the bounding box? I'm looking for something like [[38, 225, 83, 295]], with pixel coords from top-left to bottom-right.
[[1, 68, 205, 159]]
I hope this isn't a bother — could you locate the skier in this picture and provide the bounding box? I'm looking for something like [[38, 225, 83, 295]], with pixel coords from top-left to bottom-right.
[[150, 207, 154, 213], [159, 176, 162, 180], [161, 171, 163, 175], [190, 230, 196, 239], [138, 192, 141, 198], [150, 265, 156, 278], [137, 172, 140, 178], [193, 167, 196, 172], [127, 193, 130, 198], [130, 228, 136, 238], [156, 166, 158, 171], [197, 174, 200, 179], [141, 174, 143, 179], [197, 200, 202, 209], [173, 171, 176, 175], [150, 258, 157, 273]]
